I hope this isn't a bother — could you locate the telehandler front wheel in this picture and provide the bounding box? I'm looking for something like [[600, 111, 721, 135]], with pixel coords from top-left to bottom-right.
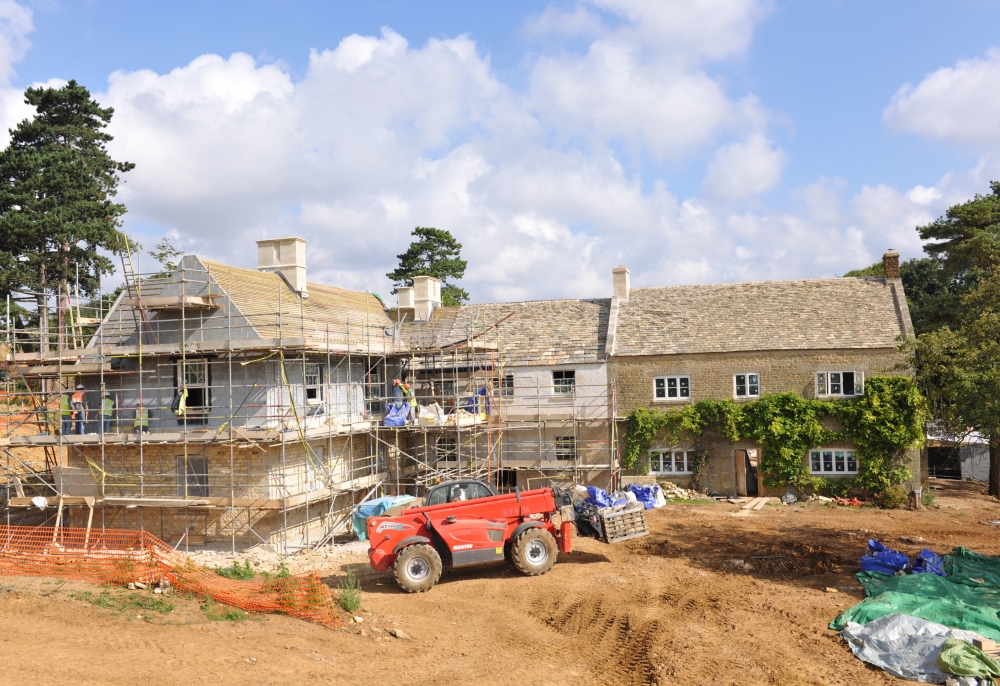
[[393, 543, 443, 593], [511, 527, 558, 576]]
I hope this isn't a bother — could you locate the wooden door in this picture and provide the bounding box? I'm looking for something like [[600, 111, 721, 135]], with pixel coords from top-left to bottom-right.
[[734, 450, 748, 496]]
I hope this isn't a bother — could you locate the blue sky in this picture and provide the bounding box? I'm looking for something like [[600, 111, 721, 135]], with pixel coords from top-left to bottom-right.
[[2, 0, 999, 301]]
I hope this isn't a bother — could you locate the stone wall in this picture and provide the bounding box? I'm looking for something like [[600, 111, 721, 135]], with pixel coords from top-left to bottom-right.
[[610, 347, 907, 415]]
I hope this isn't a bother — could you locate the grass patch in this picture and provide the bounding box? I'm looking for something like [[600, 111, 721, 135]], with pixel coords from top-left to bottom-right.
[[921, 490, 938, 507], [662, 497, 715, 505], [211, 560, 256, 580], [338, 569, 362, 613], [201, 596, 250, 622], [72, 587, 175, 617]]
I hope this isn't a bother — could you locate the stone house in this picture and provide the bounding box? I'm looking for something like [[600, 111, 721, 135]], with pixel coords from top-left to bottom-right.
[[607, 251, 917, 496]]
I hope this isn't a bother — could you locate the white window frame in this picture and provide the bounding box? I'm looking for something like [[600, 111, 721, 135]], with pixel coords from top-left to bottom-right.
[[815, 371, 864, 398], [552, 370, 576, 395], [734, 373, 760, 399], [304, 363, 324, 404], [809, 448, 858, 475], [554, 436, 577, 460], [436, 437, 457, 462], [654, 375, 690, 401], [178, 359, 210, 412], [649, 449, 693, 475]]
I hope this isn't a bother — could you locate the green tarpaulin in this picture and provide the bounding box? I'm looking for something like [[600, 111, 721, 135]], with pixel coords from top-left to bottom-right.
[[937, 638, 1000, 680], [831, 548, 1000, 641]]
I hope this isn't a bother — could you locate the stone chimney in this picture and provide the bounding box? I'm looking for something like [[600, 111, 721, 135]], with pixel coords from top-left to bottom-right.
[[397, 287, 415, 310], [256, 237, 308, 296], [883, 250, 900, 280], [412, 275, 442, 321], [612, 266, 630, 301]]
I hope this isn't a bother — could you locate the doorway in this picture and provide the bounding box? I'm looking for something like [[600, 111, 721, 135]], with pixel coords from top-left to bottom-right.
[[734, 449, 760, 497]]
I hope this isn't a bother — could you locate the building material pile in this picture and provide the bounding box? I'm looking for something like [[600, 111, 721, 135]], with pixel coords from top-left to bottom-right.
[[658, 481, 702, 499]]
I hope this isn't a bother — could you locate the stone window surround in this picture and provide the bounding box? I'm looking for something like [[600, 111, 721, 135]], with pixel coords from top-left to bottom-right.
[[809, 447, 858, 475], [734, 372, 760, 399], [815, 370, 864, 398], [653, 375, 691, 402]]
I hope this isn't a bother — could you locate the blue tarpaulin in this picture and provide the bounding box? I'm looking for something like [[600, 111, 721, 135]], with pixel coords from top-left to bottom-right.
[[352, 495, 416, 541], [383, 403, 409, 427], [584, 486, 626, 508], [913, 548, 947, 577], [860, 539, 911, 575], [627, 483, 659, 509]]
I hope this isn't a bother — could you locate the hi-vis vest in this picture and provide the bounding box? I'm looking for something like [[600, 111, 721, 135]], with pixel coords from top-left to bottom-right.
[[133, 407, 149, 428], [102, 397, 114, 417], [61, 395, 72, 417]]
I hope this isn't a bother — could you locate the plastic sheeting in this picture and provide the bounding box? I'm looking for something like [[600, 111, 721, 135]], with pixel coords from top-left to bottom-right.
[[626, 483, 661, 510], [831, 571, 1000, 641], [383, 403, 409, 427], [351, 495, 416, 541], [914, 549, 947, 577], [584, 486, 626, 508], [840, 613, 986, 683], [860, 539, 911, 575]]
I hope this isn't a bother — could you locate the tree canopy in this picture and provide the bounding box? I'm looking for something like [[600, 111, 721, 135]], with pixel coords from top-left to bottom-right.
[[387, 227, 469, 306], [0, 80, 133, 348]]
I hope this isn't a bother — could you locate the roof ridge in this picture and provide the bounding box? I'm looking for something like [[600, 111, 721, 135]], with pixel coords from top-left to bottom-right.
[[629, 277, 886, 292]]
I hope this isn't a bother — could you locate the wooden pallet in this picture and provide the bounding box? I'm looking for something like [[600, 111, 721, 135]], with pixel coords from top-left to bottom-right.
[[601, 507, 649, 543]]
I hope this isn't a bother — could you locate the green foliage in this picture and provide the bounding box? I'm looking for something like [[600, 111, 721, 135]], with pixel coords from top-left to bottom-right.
[[918, 181, 1000, 282], [842, 262, 885, 278], [201, 596, 249, 622], [813, 476, 855, 498], [72, 588, 175, 617], [211, 560, 255, 580], [386, 227, 469, 306], [873, 484, 911, 510], [622, 376, 926, 501], [148, 237, 183, 276], [921, 489, 938, 507], [0, 80, 134, 305], [337, 568, 362, 613]]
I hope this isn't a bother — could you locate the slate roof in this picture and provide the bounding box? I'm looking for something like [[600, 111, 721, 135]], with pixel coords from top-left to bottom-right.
[[612, 277, 909, 357], [437, 299, 611, 366]]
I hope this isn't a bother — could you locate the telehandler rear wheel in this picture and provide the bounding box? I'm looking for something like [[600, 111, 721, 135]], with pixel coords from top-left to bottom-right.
[[393, 544, 443, 593], [511, 527, 558, 576]]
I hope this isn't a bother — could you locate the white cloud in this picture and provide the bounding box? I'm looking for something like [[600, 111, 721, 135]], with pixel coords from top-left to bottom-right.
[[0, 0, 31, 84], [885, 48, 1000, 148], [701, 133, 787, 199]]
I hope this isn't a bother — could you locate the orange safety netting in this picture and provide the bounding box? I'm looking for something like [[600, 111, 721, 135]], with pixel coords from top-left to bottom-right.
[[0, 525, 341, 626]]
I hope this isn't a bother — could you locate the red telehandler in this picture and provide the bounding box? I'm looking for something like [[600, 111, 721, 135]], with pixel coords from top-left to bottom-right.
[[366, 480, 648, 593]]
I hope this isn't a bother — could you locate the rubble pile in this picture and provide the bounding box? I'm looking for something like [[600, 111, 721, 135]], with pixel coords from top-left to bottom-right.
[[658, 481, 702, 500]]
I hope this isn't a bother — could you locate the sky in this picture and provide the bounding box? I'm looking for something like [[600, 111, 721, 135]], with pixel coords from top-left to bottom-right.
[[2, 0, 1000, 303]]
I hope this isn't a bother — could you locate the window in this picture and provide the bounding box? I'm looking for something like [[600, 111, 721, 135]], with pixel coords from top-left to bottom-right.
[[440, 380, 456, 398], [499, 374, 514, 398], [177, 456, 208, 497], [436, 437, 457, 462], [552, 370, 575, 395], [654, 376, 690, 400], [426, 481, 494, 506], [179, 359, 210, 410], [305, 364, 324, 403], [809, 449, 858, 475], [554, 436, 577, 460], [649, 450, 693, 474], [815, 371, 864, 397], [734, 373, 760, 398]]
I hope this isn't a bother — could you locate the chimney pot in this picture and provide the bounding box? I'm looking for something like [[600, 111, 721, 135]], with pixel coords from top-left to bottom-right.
[[883, 250, 900, 280], [612, 266, 630, 301]]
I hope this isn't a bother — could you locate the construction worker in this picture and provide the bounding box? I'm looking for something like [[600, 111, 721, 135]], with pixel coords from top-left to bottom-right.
[[60, 391, 73, 435], [402, 382, 418, 424], [133, 402, 149, 433], [70, 384, 87, 435], [100, 391, 115, 434]]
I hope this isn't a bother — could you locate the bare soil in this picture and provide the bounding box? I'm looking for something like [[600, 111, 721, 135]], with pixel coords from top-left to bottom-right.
[[3, 478, 1000, 686]]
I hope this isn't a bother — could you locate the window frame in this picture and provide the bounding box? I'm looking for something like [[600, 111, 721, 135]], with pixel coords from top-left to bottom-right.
[[649, 449, 693, 475], [177, 358, 211, 412], [809, 448, 859, 475], [436, 436, 458, 462], [554, 436, 577, 460], [552, 370, 576, 396], [654, 375, 691, 401], [815, 371, 864, 398], [734, 372, 760, 399], [304, 363, 324, 404]]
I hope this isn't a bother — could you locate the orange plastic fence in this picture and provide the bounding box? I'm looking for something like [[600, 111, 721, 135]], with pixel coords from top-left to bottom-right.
[[0, 525, 341, 626]]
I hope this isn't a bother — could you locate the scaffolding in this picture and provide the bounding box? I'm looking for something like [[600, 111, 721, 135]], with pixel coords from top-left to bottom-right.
[[0, 260, 617, 555]]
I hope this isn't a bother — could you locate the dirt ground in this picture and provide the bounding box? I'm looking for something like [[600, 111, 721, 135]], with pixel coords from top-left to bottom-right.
[[2, 478, 1000, 686]]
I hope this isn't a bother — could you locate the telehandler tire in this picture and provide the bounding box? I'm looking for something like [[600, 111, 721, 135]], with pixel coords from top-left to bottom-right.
[[511, 527, 558, 576], [393, 543, 443, 593]]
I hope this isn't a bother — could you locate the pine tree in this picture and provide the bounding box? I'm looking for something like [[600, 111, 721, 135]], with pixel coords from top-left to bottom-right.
[[386, 227, 469, 306]]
